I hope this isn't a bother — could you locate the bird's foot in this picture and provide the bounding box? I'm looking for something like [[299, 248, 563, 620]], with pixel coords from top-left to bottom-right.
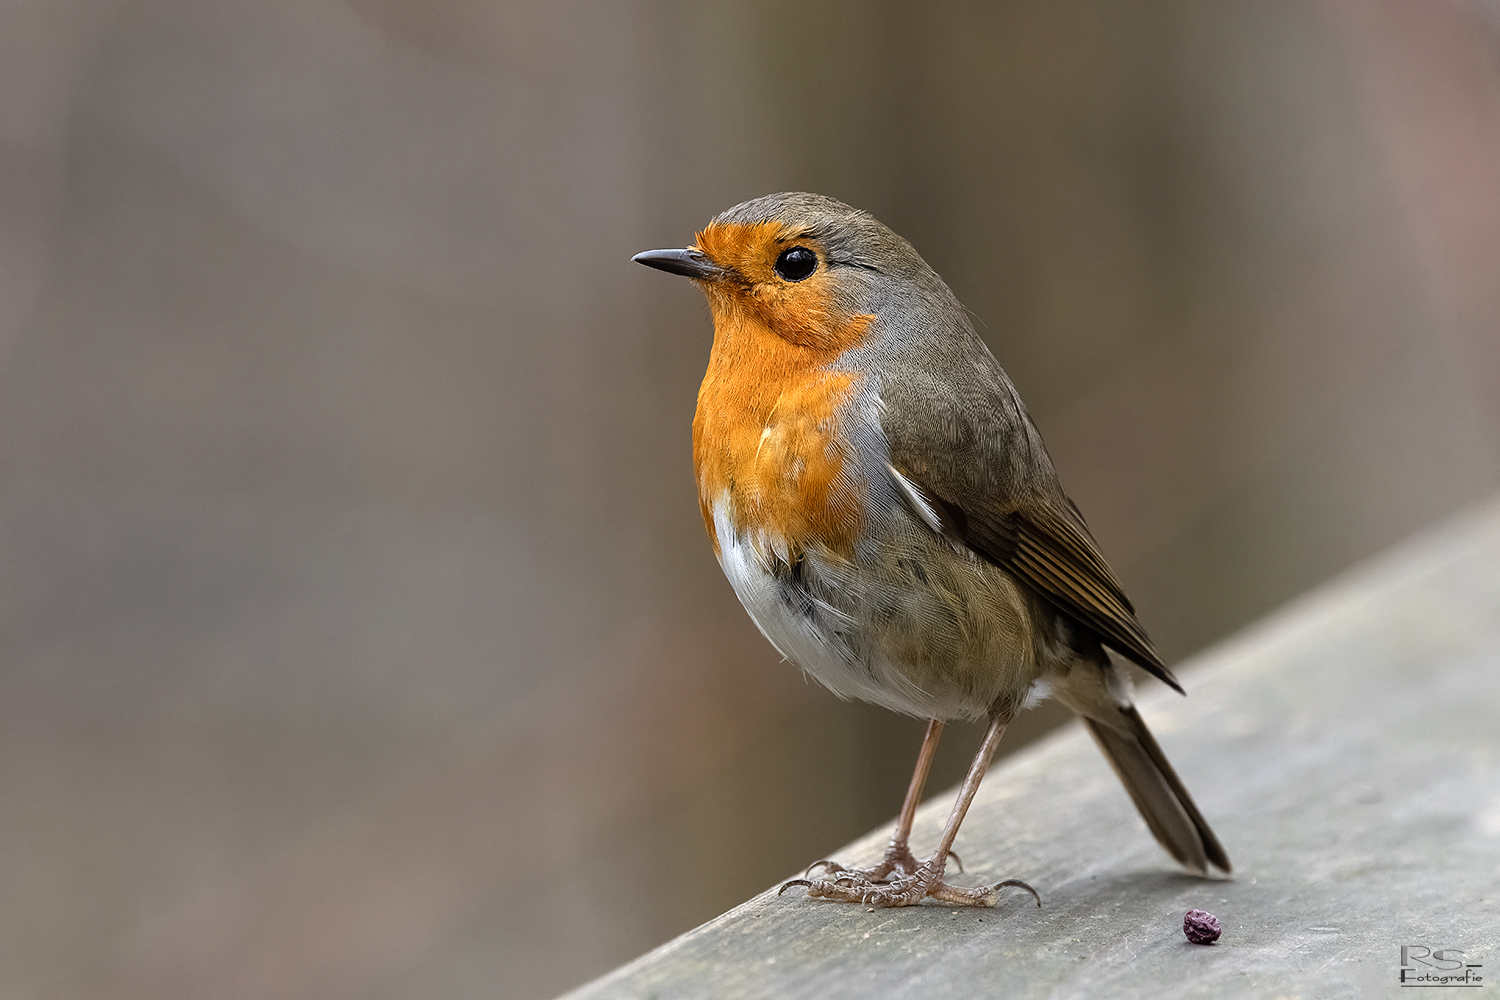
[[780, 858, 1040, 909], [803, 839, 948, 882]]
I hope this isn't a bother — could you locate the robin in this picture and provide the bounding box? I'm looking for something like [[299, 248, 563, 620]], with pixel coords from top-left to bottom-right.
[[633, 192, 1230, 908]]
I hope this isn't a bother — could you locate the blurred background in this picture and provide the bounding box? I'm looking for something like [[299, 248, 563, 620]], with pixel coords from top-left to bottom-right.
[[2, 1, 1499, 998]]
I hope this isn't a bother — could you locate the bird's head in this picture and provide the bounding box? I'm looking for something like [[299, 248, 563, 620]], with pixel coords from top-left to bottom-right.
[[633, 192, 935, 353]]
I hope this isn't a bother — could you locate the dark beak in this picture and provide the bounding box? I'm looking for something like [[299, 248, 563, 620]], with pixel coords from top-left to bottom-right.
[[631, 247, 726, 280]]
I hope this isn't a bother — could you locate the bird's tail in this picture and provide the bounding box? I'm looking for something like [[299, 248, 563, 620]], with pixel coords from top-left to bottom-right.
[[1052, 658, 1231, 876]]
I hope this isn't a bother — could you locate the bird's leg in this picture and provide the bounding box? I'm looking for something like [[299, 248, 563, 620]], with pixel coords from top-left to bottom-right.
[[805, 719, 945, 881], [782, 706, 1040, 908]]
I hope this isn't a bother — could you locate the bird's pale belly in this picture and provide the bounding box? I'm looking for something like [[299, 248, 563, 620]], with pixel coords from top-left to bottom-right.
[[708, 495, 1061, 721]]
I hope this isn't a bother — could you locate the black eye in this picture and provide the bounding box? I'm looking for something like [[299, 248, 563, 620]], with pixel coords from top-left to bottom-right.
[[774, 246, 818, 282]]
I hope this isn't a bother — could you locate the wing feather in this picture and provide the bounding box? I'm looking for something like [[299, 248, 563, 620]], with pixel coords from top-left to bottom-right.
[[1011, 505, 1180, 692], [878, 355, 1180, 692]]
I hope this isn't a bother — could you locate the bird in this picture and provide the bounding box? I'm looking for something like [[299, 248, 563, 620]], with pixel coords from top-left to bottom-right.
[[632, 192, 1230, 908]]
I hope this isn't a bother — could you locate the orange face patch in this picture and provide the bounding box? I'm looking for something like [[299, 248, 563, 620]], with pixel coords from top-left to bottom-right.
[[693, 221, 871, 352], [690, 221, 876, 560]]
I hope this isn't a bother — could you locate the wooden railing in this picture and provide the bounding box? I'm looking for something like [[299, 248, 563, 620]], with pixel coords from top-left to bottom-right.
[[564, 498, 1500, 998]]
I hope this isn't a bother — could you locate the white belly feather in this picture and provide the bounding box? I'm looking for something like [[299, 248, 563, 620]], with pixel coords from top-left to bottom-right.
[[710, 496, 1046, 720]]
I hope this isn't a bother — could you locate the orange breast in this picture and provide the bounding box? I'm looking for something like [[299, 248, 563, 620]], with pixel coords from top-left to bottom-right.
[[692, 303, 871, 559]]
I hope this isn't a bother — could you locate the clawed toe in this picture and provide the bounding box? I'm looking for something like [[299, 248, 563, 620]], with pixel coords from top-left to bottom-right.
[[989, 877, 1041, 907], [780, 862, 1040, 908]]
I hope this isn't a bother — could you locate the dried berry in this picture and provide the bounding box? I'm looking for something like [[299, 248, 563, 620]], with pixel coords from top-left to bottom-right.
[[1183, 909, 1221, 944]]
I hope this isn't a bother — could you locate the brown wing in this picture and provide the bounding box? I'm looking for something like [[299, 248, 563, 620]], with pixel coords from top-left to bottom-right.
[[903, 477, 1181, 693], [1010, 501, 1180, 692], [878, 351, 1181, 693]]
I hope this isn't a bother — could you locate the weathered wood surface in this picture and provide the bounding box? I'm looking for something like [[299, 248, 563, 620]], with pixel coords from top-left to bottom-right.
[[564, 500, 1500, 999]]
